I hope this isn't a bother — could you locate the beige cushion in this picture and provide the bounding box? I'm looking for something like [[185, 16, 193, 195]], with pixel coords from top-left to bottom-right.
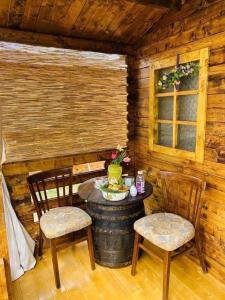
[[40, 206, 92, 239], [134, 213, 195, 251]]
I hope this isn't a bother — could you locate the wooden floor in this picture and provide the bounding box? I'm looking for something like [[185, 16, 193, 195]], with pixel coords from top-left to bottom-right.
[[12, 242, 225, 300]]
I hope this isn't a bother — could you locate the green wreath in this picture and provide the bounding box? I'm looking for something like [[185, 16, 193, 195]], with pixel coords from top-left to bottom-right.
[[158, 62, 199, 90]]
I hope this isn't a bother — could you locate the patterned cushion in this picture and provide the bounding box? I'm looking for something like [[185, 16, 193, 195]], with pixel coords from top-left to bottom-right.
[[40, 206, 92, 239], [134, 213, 195, 251]]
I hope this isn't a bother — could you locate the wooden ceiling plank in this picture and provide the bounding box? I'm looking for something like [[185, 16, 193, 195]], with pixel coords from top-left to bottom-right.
[[77, 1, 119, 41], [110, 3, 142, 40], [71, 0, 100, 36], [95, 1, 124, 39], [74, 0, 105, 36], [7, 0, 27, 28], [21, 0, 43, 31], [50, 0, 87, 35], [0, 0, 11, 27], [126, 0, 182, 10], [49, 0, 74, 32], [126, 6, 167, 44], [116, 6, 152, 43], [0, 27, 135, 55], [34, 0, 55, 33], [105, 0, 136, 39], [91, 0, 132, 42]]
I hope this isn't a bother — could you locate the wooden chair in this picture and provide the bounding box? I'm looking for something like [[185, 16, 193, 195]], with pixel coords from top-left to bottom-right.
[[27, 167, 95, 289], [131, 171, 207, 300]]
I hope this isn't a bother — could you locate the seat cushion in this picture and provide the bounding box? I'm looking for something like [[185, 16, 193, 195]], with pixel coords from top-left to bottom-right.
[[134, 213, 195, 251], [40, 206, 92, 239]]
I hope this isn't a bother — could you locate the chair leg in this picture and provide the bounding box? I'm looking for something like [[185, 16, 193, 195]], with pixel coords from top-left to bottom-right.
[[195, 233, 208, 273], [86, 226, 95, 270], [163, 251, 171, 300], [50, 239, 60, 289], [38, 227, 43, 257], [131, 231, 141, 276]]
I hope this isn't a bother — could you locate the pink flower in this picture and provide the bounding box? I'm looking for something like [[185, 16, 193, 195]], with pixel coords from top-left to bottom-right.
[[123, 157, 131, 163], [112, 152, 117, 159]]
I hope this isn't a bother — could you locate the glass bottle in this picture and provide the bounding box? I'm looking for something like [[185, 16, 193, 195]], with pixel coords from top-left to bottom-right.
[[136, 170, 145, 194]]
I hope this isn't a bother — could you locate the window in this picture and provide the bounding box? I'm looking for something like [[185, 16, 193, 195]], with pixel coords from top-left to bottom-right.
[[149, 48, 208, 162]]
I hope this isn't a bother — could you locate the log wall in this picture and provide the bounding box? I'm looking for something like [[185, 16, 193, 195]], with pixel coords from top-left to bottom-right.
[[128, 0, 225, 284]]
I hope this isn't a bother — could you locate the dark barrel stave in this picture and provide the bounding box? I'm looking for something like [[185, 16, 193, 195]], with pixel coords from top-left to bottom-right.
[[87, 201, 144, 267]]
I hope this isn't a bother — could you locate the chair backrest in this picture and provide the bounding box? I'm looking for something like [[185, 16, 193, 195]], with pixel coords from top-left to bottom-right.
[[160, 171, 206, 229], [27, 168, 73, 219]]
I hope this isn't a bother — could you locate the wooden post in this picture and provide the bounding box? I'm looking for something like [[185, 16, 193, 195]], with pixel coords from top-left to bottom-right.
[[0, 174, 11, 299]]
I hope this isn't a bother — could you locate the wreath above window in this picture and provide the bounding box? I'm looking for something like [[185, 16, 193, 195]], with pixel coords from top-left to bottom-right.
[[158, 62, 199, 90]]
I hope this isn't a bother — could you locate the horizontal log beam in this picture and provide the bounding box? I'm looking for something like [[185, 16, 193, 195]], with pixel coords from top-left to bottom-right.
[[0, 28, 135, 56], [127, 0, 181, 10]]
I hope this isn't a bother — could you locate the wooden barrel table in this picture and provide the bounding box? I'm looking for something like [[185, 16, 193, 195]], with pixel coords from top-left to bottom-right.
[[78, 179, 153, 268]]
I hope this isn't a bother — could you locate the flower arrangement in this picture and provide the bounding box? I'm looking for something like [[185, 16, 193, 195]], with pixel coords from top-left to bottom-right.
[[158, 62, 199, 90], [111, 145, 131, 165], [105, 145, 131, 187], [95, 145, 131, 200]]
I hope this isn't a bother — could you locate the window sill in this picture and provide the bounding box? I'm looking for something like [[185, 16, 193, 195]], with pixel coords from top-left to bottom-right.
[[149, 144, 203, 163]]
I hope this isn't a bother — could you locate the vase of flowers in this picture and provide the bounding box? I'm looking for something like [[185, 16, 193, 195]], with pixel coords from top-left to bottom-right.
[[108, 145, 130, 185]]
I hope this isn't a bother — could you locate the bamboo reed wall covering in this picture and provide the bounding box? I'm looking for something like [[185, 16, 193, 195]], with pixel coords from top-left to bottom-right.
[[1, 42, 127, 162]]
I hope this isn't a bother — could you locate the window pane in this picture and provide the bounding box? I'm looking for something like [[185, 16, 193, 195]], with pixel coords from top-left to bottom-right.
[[177, 125, 196, 152], [179, 72, 199, 91], [158, 124, 173, 147], [177, 95, 197, 121], [157, 67, 174, 93], [158, 97, 173, 120]]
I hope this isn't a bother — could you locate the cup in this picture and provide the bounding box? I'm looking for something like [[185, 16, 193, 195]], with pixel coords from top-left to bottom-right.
[[124, 176, 135, 188]]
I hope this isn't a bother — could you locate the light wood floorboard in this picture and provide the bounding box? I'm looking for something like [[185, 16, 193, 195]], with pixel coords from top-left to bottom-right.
[[12, 242, 225, 300]]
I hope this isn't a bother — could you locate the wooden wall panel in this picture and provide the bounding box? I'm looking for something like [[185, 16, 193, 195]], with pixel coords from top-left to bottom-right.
[[128, 0, 225, 284]]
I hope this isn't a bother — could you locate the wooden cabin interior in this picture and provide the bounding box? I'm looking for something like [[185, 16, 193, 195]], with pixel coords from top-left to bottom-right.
[[1, 1, 225, 299]]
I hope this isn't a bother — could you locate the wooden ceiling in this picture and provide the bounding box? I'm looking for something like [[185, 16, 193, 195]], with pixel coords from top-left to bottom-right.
[[0, 0, 172, 45]]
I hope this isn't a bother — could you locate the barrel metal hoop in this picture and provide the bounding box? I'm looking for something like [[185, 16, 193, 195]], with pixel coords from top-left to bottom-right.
[[93, 227, 132, 234], [87, 203, 141, 212], [94, 259, 131, 268], [87, 209, 144, 221]]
